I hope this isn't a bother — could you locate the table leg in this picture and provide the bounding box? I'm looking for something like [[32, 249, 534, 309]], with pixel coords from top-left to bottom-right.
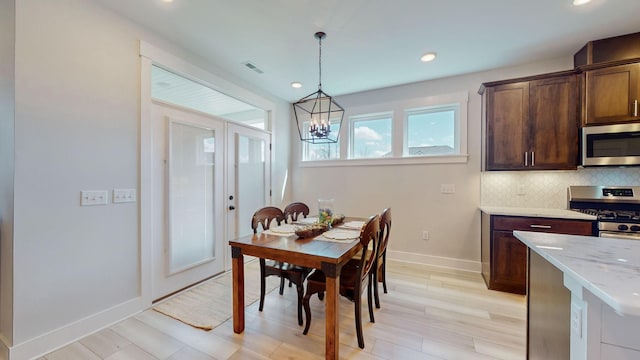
[[322, 262, 340, 360], [231, 246, 245, 334]]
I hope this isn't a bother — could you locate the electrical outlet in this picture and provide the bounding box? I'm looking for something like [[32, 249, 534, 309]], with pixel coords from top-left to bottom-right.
[[113, 188, 137, 203], [422, 230, 429, 240], [80, 190, 108, 206]]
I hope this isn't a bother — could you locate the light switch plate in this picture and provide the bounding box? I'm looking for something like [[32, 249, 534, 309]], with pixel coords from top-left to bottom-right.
[[571, 302, 583, 338], [440, 184, 456, 194], [81, 190, 108, 206], [113, 188, 136, 203]]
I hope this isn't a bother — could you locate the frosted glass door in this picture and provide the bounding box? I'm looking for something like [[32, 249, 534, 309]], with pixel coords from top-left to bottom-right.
[[226, 123, 271, 269], [151, 103, 224, 299]]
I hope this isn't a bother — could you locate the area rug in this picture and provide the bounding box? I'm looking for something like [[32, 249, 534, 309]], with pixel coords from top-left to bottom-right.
[[153, 262, 280, 331]]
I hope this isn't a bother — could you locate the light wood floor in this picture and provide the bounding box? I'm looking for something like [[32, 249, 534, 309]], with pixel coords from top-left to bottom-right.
[[39, 260, 526, 359]]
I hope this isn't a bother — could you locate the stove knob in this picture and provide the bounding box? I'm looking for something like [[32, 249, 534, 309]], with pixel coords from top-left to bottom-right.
[[631, 225, 640, 232], [618, 224, 629, 231]]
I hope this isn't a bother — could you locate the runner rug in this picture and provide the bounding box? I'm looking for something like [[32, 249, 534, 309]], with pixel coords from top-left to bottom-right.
[[153, 261, 280, 331]]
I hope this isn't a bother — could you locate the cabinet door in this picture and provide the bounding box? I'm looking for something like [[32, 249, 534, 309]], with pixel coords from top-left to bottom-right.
[[584, 63, 640, 125], [486, 82, 529, 170], [529, 75, 579, 169], [490, 230, 527, 294]]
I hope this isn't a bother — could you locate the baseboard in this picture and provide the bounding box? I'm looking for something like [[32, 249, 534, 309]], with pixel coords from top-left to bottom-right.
[[387, 250, 481, 273], [8, 297, 146, 360]]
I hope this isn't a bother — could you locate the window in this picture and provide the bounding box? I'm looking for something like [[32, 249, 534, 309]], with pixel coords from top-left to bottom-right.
[[302, 122, 340, 160], [405, 105, 459, 156], [350, 113, 392, 159], [300, 91, 468, 165]]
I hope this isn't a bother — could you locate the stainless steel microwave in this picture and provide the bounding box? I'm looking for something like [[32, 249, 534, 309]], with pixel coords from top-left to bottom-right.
[[582, 123, 640, 166]]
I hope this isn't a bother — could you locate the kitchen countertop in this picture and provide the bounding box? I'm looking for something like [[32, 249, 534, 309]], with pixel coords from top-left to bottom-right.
[[514, 230, 640, 317], [480, 206, 597, 220]]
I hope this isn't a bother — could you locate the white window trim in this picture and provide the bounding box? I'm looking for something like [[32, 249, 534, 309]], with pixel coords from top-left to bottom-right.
[[349, 111, 393, 159], [300, 91, 469, 165]]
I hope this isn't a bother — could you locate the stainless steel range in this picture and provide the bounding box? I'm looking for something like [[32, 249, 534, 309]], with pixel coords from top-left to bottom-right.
[[568, 185, 640, 240]]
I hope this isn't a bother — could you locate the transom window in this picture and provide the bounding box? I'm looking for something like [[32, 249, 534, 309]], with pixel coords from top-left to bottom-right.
[[350, 113, 392, 159], [300, 91, 468, 165]]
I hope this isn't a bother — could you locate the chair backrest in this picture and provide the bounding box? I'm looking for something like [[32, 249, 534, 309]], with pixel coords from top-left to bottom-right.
[[377, 208, 392, 261], [251, 206, 285, 233], [283, 202, 310, 223], [356, 214, 380, 285]]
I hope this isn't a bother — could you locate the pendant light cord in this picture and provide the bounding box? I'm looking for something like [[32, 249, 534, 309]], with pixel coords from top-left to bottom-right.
[[318, 35, 322, 91]]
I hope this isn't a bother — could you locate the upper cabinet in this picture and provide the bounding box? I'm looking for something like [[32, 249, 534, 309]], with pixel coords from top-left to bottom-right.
[[582, 63, 640, 125], [482, 73, 579, 171]]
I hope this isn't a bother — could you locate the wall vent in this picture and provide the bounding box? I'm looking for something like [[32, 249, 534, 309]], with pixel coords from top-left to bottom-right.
[[243, 61, 264, 74]]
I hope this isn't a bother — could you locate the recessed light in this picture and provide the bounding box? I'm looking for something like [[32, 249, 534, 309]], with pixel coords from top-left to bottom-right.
[[162, 0, 174, 3], [573, 0, 592, 6], [420, 52, 437, 62], [291, 82, 302, 89]]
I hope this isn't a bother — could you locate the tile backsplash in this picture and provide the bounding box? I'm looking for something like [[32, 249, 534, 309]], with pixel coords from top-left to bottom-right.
[[481, 168, 640, 209]]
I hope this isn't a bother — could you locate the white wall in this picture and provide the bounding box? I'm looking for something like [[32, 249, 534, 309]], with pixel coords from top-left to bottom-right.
[[0, 0, 15, 354], [291, 57, 575, 270], [8, 0, 290, 356]]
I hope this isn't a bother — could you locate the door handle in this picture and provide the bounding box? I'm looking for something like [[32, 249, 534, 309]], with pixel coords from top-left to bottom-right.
[[524, 152, 528, 167], [530, 224, 551, 229], [228, 205, 236, 211], [531, 151, 535, 167], [634, 99, 638, 117]]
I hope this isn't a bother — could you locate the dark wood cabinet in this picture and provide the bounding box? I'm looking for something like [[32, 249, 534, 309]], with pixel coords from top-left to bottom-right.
[[583, 63, 640, 125], [484, 74, 579, 170], [481, 214, 594, 295]]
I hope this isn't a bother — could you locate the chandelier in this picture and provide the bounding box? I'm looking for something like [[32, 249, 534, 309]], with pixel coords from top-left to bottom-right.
[[293, 32, 344, 144]]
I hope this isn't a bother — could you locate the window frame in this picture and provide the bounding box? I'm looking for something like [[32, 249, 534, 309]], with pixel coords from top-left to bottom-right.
[[403, 103, 460, 157], [299, 91, 469, 166], [348, 112, 394, 159]]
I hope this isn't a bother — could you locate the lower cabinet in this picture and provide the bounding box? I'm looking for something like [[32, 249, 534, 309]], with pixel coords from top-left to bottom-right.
[[481, 213, 594, 295]]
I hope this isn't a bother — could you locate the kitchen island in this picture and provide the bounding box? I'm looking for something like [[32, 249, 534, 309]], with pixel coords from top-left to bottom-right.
[[514, 230, 640, 359]]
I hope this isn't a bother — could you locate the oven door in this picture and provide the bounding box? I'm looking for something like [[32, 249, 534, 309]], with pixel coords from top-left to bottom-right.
[[599, 231, 640, 240], [582, 123, 640, 166]]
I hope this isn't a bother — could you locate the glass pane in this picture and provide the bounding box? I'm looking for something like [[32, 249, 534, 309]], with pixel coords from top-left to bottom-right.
[[169, 122, 216, 273], [237, 135, 266, 237], [351, 117, 392, 158], [303, 122, 340, 160], [406, 109, 456, 156], [152, 65, 266, 129]]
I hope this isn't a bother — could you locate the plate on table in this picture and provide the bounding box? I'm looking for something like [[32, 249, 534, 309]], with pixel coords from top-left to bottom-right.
[[340, 221, 365, 230], [323, 229, 360, 241]]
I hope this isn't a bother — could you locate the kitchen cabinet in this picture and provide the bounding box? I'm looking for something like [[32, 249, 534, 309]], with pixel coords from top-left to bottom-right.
[[583, 62, 640, 125], [483, 73, 579, 170], [481, 214, 594, 295]]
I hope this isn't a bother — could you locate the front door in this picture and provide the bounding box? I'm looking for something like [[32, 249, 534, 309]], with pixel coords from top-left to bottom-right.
[[151, 102, 225, 299], [225, 123, 271, 269]]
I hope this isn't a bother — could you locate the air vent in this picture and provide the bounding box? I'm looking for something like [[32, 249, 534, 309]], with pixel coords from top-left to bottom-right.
[[243, 61, 264, 74]]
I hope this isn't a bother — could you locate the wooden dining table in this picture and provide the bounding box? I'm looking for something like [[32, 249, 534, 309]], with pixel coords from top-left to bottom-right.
[[228, 219, 365, 360]]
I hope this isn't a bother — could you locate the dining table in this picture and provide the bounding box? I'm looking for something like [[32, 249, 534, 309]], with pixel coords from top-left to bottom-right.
[[228, 217, 366, 360]]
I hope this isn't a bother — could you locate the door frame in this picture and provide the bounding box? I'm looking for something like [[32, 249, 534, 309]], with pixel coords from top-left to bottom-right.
[[140, 42, 276, 305]]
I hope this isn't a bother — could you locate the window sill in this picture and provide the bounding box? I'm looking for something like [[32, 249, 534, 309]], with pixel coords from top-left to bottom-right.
[[299, 154, 469, 167]]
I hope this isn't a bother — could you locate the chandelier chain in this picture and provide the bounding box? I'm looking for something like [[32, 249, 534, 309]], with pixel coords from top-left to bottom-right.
[[318, 34, 322, 90]]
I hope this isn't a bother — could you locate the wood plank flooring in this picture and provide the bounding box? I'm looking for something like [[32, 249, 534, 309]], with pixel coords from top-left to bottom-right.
[[39, 260, 526, 359]]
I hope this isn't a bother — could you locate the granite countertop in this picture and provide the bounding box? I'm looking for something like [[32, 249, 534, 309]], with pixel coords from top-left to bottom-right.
[[480, 206, 597, 221], [514, 230, 640, 317]]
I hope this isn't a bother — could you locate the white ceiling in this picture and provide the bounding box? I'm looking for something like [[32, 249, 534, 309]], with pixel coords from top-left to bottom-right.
[[93, 0, 640, 102]]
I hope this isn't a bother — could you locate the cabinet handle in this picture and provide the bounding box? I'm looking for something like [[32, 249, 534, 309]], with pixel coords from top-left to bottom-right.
[[634, 99, 638, 117], [530, 224, 552, 229], [531, 151, 535, 167], [524, 152, 528, 166]]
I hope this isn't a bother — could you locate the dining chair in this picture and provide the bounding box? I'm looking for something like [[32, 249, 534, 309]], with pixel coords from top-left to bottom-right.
[[283, 202, 310, 223], [251, 206, 310, 326], [372, 207, 391, 309], [302, 214, 380, 349]]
